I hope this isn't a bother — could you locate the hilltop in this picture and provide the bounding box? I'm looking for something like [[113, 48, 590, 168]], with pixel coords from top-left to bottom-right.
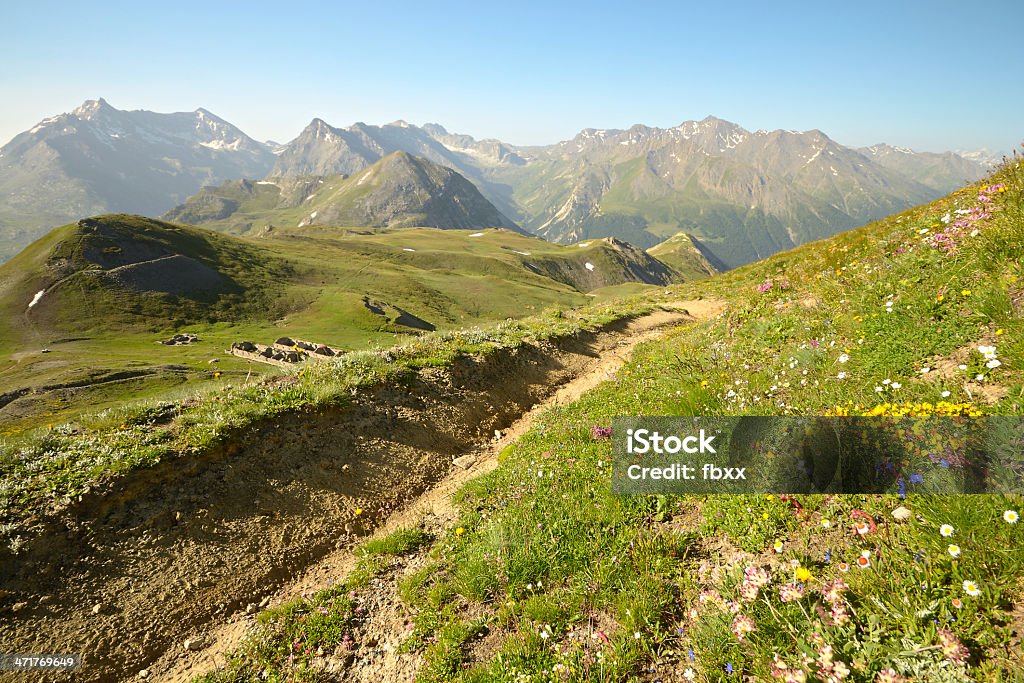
[[165, 152, 520, 233]]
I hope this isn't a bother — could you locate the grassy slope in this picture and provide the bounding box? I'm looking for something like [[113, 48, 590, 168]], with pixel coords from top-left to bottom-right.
[[200, 161, 1024, 681], [1, 219, 698, 434]]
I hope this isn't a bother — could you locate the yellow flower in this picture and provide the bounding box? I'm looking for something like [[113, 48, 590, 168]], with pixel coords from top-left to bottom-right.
[[796, 567, 812, 582], [355, 508, 364, 516], [996, 329, 1005, 336], [961, 289, 971, 296], [456, 527, 465, 536]]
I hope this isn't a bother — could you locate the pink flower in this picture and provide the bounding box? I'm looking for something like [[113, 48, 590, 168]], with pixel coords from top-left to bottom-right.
[[732, 614, 756, 640], [779, 582, 805, 603]]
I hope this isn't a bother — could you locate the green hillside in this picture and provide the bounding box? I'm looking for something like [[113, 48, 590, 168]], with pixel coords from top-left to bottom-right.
[[647, 230, 721, 279], [165, 152, 520, 235], [0, 216, 694, 433]]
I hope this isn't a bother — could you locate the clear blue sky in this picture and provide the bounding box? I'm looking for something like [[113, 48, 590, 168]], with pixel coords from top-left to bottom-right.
[[1, 0, 1021, 153]]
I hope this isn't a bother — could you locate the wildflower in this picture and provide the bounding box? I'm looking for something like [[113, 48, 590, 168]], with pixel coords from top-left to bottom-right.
[[909, 473, 923, 484], [836, 371, 847, 380], [683, 668, 696, 681], [951, 598, 963, 609], [941, 390, 951, 398], [821, 578, 848, 603], [725, 662, 735, 674], [591, 425, 613, 439], [821, 518, 831, 528], [875, 668, 907, 683], [978, 345, 997, 359], [961, 289, 971, 296], [355, 508, 364, 516], [780, 582, 805, 602], [744, 565, 771, 587], [838, 353, 850, 364], [986, 359, 1002, 369], [856, 555, 870, 569], [1004, 510, 1019, 524], [891, 382, 902, 389], [773, 539, 784, 553], [633, 631, 641, 640], [948, 544, 961, 558], [936, 628, 969, 663], [837, 562, 850, 572], [455, 527, 465, 536], [795, 566, 812, 582], [731, 614, 756, 640], [962, 580, 981, 597], [940, 524, 954, 537], [830, 601, 850, 625], [920, 367, 931, 374]]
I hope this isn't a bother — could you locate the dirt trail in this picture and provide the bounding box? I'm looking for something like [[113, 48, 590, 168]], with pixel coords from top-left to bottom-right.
[[0, 300, 723, 683]]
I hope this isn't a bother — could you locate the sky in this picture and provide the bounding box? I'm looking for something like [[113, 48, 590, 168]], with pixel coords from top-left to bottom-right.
[[1, 0, 1021, 154]]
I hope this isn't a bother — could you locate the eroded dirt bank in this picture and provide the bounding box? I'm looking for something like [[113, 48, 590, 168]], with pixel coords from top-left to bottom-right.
[[0, 302, 720, 682]]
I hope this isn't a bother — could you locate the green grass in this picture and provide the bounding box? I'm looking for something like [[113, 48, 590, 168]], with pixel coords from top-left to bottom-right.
[[0, 214, 696, 433], [192, 160, 1024, 681], [0, 298, 656, 542]]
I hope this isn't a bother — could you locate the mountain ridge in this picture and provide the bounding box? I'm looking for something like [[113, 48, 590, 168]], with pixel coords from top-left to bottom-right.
[[0, 100, 993, 266]]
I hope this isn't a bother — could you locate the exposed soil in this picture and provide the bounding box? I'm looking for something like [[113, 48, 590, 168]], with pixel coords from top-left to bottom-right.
[[0, 300, 723, 683]]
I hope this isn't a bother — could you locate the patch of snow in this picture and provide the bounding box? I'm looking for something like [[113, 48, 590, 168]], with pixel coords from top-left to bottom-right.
[[830, 165, 839, 176], [272, 147, 287, 155], [577, 242, 590, 247], [255, 180, 278, 186], [469, 232, 485, 237], [584, 262, 595, 271], [309, 211, 317, 219], [305, 193, 317, 201], [200, 138, 243, 151], [28, 289, 45, 309], [402, 248, 416, 252], [512, 250, 530, 256]]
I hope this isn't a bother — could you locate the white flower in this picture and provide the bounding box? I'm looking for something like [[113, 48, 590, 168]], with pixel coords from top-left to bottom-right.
[[941, 390, 951, 398], [940, 524, 955, 537], [683, 669, 696, 681], [1004, 510, 1019, 524], [963, 580, 981, 597], [883, 379, 892, 385], [948, 544, 961, 558], [838, 353, 850, 364], [958, 364, 968, 370], [633, 631, 641, 640], [970, 229, 980, 237], [986, 359, 1002, 369], [920, 367, 931, 374], [891, 382, 902, 389], [892, 506, 912, 521], [875, 386, 884, 393], [837, 371, 847, 380], [976, 374, 986, 381], [978, 345, 997, 359], [821, 518, 831, 528]]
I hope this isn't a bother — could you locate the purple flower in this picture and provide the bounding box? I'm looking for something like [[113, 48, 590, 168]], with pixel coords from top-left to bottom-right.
[[725, 662, 734, 674], [909, 473, 924, 484], [591, 425, 613, 440], [756, 281, 773, 293]]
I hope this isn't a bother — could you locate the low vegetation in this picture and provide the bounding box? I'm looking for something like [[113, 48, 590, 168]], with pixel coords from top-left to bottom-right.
[[194, 159, 1023, 681]]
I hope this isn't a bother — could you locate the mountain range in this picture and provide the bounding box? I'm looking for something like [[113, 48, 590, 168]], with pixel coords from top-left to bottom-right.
[[0, 99, 993, 266]]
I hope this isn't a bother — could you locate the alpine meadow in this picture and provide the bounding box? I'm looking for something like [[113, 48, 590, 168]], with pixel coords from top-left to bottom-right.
[[0, 3, 1022, 683]]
